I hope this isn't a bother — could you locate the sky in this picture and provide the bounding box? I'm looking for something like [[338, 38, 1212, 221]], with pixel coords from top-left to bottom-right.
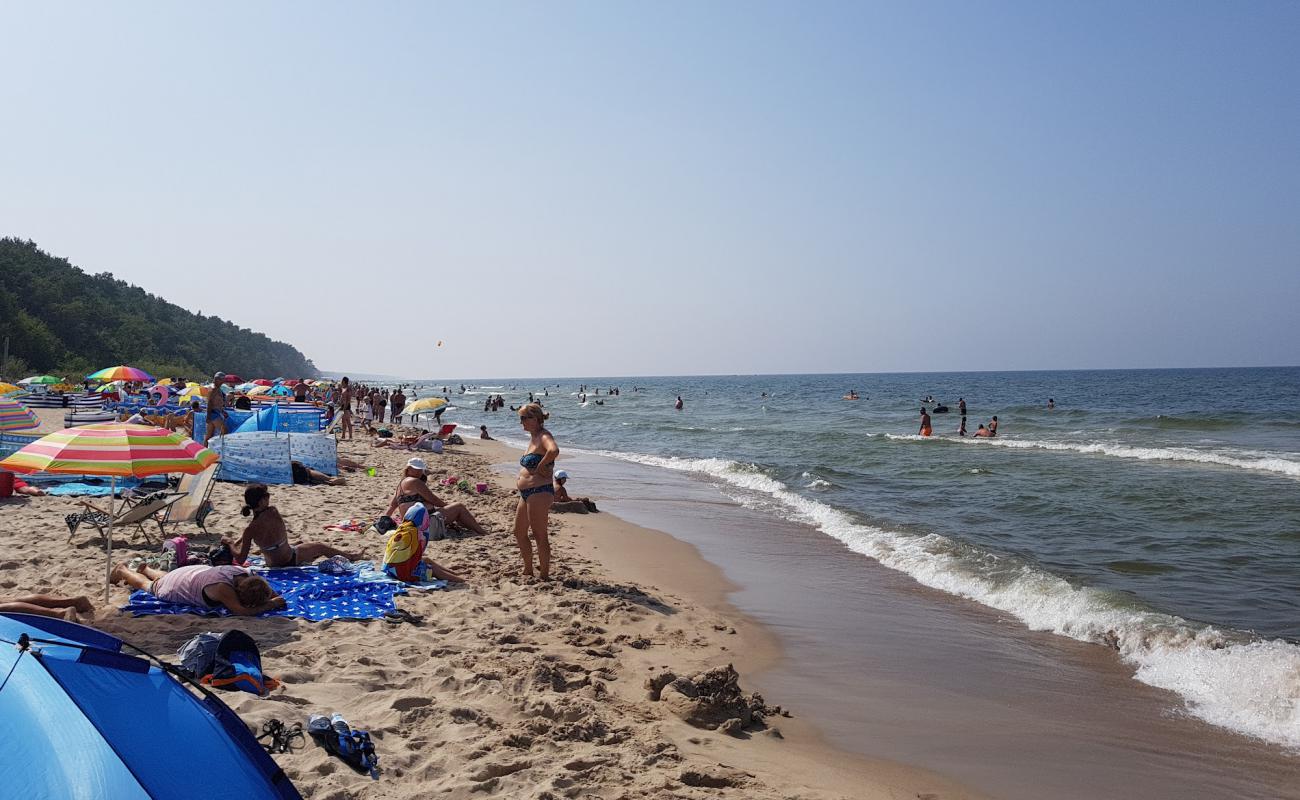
[[2, 2, 1297, 379]]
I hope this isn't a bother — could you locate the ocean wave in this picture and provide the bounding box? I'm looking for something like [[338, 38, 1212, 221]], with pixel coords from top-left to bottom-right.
[[882, 433, 1300, 478], [581, 446, 1300, 749], [967, 437, 1300, 479]]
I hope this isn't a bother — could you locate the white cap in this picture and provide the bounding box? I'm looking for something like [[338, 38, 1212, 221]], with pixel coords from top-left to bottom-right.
[[554, 470, 569, 480], [405, 457, 429, 473]]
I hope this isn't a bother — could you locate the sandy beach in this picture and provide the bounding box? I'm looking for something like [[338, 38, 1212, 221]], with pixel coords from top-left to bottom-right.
[[0, 408, 983, 800]]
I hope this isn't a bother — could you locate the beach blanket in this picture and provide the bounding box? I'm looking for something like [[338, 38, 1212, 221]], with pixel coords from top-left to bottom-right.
[[121, 564, 429, 620]]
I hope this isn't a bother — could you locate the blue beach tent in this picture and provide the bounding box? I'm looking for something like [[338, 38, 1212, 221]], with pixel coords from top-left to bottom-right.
[[0, 613, 302, 800]]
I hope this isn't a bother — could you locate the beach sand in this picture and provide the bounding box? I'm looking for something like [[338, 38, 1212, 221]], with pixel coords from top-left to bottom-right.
[[0, 409, 984, 799]]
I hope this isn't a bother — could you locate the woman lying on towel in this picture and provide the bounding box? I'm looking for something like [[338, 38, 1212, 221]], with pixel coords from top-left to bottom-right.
[[111, 562, 286, 616], [385, 457, 489, 536], [227, 484, 363, 568]]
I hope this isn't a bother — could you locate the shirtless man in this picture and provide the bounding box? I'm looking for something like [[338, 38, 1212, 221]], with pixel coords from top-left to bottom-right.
[[974, 424, 993, 438], [989, 416, 999, 437], [339, 377, 354, 439], [204, 372, 228, 445]]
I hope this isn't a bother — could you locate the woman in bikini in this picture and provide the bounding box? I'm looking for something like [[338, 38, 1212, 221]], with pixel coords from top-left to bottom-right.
[[229, 484, 362, 567], [513, 403, 559, 579], [384, 457, 489, 535]]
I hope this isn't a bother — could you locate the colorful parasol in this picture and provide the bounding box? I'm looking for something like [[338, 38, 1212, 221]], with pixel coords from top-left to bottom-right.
[[0, 397, 39, 432], [0, 383, 23, 395], [87, 365, 155, 383], [246, 385, 271, 396], [0, 423, 219, 600], [403, 396, 449, 416]]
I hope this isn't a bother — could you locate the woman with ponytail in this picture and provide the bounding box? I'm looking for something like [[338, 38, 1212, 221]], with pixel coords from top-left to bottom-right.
[[228, 484, 363, 568]]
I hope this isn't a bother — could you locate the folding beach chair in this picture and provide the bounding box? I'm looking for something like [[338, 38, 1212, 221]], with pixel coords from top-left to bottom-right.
[[66, 491, 186, 546], [153, 463, 220, 537]]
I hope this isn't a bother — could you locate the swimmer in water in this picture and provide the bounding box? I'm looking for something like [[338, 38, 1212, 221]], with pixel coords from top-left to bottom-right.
[[919, 406, 932, 437]]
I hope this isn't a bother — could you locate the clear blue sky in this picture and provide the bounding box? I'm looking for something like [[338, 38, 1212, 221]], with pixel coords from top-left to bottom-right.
[[3, 2, 1297, 378]]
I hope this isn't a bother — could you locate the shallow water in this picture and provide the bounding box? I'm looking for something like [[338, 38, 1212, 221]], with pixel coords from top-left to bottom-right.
[[410, 368, 1300, 755]]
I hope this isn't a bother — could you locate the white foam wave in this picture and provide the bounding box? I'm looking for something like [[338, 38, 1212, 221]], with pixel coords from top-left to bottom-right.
[[585, 446, 1300, 749], [883, 434, 1300, 479]]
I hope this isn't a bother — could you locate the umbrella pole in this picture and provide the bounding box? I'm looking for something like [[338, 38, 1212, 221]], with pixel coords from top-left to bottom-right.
[[105, 475, 115, 603]]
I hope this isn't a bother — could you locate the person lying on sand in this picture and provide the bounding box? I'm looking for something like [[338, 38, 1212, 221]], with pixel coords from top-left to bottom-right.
[[0, 593, 93, 620], [11, 476, 47, 497], [291, 460, 346, 486], [386, 457, 489, 535], [227, 484, 362, 567], [111, 562, 285, 616]]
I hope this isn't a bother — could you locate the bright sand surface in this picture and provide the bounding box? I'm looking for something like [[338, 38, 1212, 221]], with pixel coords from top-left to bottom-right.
[[0, 408, 984, 799]]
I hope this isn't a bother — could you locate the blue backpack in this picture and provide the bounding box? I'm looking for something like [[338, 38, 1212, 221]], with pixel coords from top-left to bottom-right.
[[177, 630, 278, 695]]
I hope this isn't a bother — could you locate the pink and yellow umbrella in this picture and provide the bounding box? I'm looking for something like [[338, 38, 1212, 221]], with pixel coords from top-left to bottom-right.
[[0, 423, 219, 598], [87, 365, 155, 383], [0, 397, 39, 432]]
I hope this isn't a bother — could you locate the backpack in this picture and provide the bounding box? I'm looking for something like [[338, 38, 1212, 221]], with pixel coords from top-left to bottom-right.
[[177, 630, 278, 696], [161, 536, 188, 570], [382, 521, 427, 583]]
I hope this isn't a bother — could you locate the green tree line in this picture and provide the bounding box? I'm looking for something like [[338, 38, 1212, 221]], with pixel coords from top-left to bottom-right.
[[0, 238, 317, 382]]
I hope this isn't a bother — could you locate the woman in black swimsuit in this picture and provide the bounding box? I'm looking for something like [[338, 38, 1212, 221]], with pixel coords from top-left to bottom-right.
[[229, 484, 362, 568], [513, 404, 559, 579], [384, 457, 489, 535]]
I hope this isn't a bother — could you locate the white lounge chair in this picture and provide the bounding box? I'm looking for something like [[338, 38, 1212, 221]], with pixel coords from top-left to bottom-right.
[[153, 463, 220, 536], [66, 491, 186, 545]]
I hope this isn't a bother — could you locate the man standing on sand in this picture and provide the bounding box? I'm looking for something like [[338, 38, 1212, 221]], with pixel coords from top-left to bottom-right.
[[391, 388, 406, 424], [339, 377, 354, 439], [204, 372, 228, 446]]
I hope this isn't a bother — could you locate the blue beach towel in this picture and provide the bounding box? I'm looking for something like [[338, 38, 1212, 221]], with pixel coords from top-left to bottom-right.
[[121, 563, 442, 621]]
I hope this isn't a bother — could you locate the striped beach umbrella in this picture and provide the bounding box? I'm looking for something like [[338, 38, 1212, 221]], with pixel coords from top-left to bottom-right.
[[87, 365, 154, 383], [0, 423, 219, 600], [0, 397, 39, 432]]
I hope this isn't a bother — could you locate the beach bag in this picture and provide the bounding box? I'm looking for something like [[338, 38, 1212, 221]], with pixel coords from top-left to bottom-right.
[[178, 630, 278, 696], [382, 521, 427, 583], [162, 536, 189, 569]]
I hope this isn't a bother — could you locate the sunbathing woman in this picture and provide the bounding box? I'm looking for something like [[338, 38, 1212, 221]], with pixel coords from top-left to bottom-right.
[[229, 484, 363, 567], [110, 562, 285, 616], [385, 457, 488, 535], [513, 403, 559, 579]]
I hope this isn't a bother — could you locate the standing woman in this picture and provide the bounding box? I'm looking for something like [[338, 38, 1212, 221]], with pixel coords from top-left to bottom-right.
[[514, 403, 559, 579]]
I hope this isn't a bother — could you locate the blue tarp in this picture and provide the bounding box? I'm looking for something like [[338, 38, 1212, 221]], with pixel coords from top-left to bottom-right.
[[193, 407, 324, 441], [235, 404, 280, 434], [0, 613, 301, 800]]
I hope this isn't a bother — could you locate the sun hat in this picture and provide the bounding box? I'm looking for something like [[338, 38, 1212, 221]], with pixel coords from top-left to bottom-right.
[[554, 470, 569, 481], [405, 457, 430, 473]]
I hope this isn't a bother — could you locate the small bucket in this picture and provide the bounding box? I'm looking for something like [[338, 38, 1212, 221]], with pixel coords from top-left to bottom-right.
[[475, 483, 488, 493], [0, 471, 14, 498]]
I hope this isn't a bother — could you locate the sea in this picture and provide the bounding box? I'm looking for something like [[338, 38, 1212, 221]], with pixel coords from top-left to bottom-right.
[[401, 368, 1300, 799]]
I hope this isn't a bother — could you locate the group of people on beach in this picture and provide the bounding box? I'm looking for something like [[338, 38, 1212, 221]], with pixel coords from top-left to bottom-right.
[[97, 401, 569, 618]]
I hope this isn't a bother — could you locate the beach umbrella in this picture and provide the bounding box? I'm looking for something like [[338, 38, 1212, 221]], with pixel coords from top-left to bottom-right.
[[221, 374, 242, 384], [0, 424, 219, 600], [246, 385, 271, 397], [267, 385, 292, 397], [155, 377, 174, 386], [178, 385, 205, 399], [234, 382, 257, 392], [0, 382, 23, 395], [252, 379, 273, 387], [403, 396, 449, 417], [19, 375, 62, 385], [87, 366, 155, 383], [0, 397, 39, 432]]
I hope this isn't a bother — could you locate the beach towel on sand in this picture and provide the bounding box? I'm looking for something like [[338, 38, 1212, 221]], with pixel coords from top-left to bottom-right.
[[122, 563, 442, 621]]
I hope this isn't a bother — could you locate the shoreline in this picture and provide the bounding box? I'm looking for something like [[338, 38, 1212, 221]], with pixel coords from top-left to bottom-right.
[[1, 410, 983, 799]]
